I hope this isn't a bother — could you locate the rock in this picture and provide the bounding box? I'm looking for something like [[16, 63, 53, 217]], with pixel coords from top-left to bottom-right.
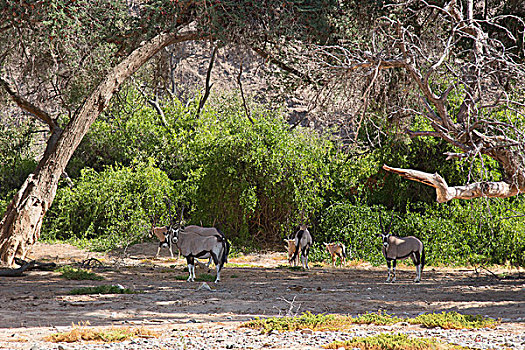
[[196, 282, 216, 292]]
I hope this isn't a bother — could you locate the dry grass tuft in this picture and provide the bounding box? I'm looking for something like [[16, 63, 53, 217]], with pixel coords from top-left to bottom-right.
[[45, 323, 160, 343]]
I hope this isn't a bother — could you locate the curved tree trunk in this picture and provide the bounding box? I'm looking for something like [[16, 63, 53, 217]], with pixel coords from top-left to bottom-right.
[[0, 30, 199, 267]]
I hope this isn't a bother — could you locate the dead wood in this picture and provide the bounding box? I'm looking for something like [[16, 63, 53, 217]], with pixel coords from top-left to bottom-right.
[[0, 260, 35, 277]]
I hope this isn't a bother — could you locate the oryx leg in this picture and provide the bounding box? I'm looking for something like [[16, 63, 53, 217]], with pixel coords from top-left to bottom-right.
[[302, 246, 310, 270], [411, 252, 422, 283], [391, 259, 397, 282], [386, 260, 392, 282], [210, 244, 225, 283], [155, 246, 161, 259], [186, 256, 195, 282]]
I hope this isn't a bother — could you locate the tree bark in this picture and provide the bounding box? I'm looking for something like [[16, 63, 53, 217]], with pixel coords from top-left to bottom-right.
[[382, 165, 524, 203], [0, 30, 199, 267]]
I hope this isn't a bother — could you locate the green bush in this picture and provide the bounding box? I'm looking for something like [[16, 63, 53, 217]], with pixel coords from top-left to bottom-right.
[[317, 199, 525, 267], [42, 160, 176, 251], [0, 117, 38, 200], [56, 265, 104, 280], [33, 90, 524, 265], [66, 91, 336, 247]]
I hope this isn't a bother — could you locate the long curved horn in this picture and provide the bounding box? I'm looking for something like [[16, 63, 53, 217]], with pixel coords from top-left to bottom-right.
[[378, 211, 385, 234], [386, 210, 395, 234], [179, 204, 185, 226], [165, 197, 174, 226]]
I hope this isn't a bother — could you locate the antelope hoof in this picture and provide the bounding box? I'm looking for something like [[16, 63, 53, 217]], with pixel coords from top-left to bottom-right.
[[414, 278, 421, 283], [187, 277, 194, 282]]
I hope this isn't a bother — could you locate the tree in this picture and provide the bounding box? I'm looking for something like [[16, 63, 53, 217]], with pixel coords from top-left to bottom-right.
[[0, 0, 336, 265], [298, 0, 525, 202]]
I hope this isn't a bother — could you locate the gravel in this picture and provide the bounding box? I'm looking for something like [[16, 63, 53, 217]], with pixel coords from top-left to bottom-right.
[[13, 322, 525, 350]]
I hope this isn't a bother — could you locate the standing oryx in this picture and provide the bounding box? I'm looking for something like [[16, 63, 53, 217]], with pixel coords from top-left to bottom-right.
[[324, 242, 348, 267], [377, 212, 425, 283], [284, 239, 299, 266], [152, 225, 175, 258], [170, 225, 230, 283], [289, 224, 313, 269]]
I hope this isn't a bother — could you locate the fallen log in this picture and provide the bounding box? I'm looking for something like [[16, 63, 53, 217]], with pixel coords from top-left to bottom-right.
[[0, 260, 35, 277], [15, 258, 57, 271]]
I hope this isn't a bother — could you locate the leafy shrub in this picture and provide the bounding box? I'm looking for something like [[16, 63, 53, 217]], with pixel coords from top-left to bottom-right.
[[317, 199, 525, 267], [56, 265, 104, 280], [409, 312, 498, 330], [318, 203, 385, 265], [65, 91, 336, 247], [242, 311, 493, 334], [243, 312, 355, 333], [0, 117, 38, 200], [42, 160, 175, 251], [324, 333, 465, 350]]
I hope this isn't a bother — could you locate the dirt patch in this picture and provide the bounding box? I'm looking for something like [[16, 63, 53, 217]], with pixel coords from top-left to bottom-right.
[[0, 242, 523, 347]]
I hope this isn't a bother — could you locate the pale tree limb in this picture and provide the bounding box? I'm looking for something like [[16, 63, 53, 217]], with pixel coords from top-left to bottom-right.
[[0, 76, 60, 132], [382, 164, 522, 203]]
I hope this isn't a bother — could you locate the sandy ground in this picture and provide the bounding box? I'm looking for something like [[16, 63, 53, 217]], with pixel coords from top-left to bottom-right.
[[0, 242, 523, 348]]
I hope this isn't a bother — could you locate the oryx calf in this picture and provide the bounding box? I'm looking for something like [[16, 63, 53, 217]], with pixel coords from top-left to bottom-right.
[[377, 213, 425, 282], [284, 239, 299, 266], [324, 242, 348, 267], [289, 224, 313, 269], [152, 226, 175, 258], [171, 225, 230, 283]]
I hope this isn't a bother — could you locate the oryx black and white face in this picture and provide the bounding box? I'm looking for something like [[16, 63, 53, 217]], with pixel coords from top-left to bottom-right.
[[380, 233, 392, 248], [168, 226, 180, 244]]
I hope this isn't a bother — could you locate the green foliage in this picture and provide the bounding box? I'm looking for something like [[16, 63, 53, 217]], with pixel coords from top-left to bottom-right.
[[317, 199, 525, 267], [68, 285, 137, 295], [56, 265, 104, 281], [65, 92, 335, 248], [243, 311, 495, 335], [318, 203, 385, 265], [353, 312, 402, 326], [42, 160, 175, 251], [324, 333, 471, 350], [409, 312, 498, 330], [243, 312, 354, 333], [0, 117, 38, 200]]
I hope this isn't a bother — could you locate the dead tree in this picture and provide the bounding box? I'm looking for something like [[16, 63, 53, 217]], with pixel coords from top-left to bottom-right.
[[306, 0, 525, 201]]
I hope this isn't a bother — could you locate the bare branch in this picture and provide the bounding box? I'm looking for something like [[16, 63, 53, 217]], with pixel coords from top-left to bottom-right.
[[0, 77, 59, 132], [237, 59, 255, 125], [251, 46, 315, 84], [197, 45, 218, 117], [383, 164, 522, 203]]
